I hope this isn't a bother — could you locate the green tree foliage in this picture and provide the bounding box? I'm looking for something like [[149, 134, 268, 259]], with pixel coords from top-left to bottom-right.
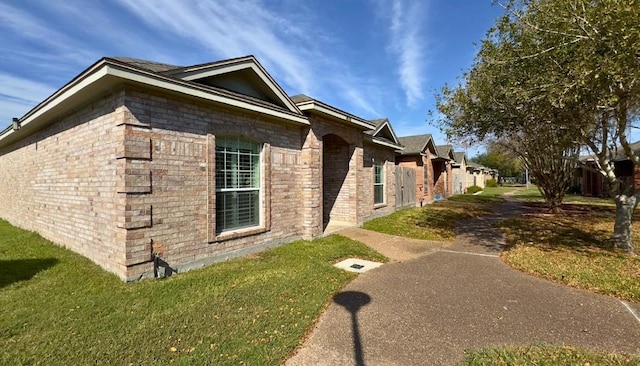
[[471, 143, 522, 178], [436, 0, 640, 251]]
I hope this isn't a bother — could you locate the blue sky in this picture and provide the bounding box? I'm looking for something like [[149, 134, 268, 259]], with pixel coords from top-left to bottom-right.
[[1, 0, 503, 157]]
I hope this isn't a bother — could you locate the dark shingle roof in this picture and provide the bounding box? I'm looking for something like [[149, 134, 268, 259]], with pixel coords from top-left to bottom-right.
[[108, 57, 301, 117], [369, 118, 387, 128], [435, 144, 453, 159], [110, 57, 182, 73], [290, 94, 314, 103], [397, 134, 433, 155], [467, 162, 487, 170], [454, 151, 466, 164]]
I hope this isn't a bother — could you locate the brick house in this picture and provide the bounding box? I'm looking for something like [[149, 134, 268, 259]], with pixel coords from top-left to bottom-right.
[[578, 151, 640, 197], [466, 162, 487, 188], [0, 56, 403, 281], [452, 151, 467, 194], [396, 134, 438, 205], [434, 145, 454, 199]]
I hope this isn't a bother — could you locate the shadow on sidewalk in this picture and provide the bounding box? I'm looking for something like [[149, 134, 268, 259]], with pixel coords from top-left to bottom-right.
[[334, 291, 371, 366], [453, 199, 530, 253]]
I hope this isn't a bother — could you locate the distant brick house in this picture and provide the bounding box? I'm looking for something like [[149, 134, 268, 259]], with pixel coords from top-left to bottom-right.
[[434, 145, 455, 199], [577, 153, 640, 197], [466, 162, 486, 188], [452, 151, 467, 194], [396, 134, 444, 204], [0, 56, 403, 281]]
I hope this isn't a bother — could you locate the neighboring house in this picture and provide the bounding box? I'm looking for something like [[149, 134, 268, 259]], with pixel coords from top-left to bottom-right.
[[434, 145, 455, 199], [577, 160, 605, 196], [466, 162, 486, 188], [452, 151, 467, 194], [466, 162, 498, 188], [577, 148, 640, 197], [0, 55, 403, 281], [396, 134, 438, 205]]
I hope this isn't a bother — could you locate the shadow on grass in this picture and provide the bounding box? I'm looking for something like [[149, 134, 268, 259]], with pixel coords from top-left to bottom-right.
[[0, 258, 58, 288], [498, 203, 620, 255]]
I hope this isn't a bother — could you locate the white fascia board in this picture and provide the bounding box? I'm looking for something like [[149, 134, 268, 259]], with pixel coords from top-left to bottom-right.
[[105, 66, 309, 125], [19, 65, 110, 129], [0, 127, 13, 141], [297, 101, 372, 129], [178, 63, 249, 80], [371, 137, 404, 150], [374, 121, 400, 145]]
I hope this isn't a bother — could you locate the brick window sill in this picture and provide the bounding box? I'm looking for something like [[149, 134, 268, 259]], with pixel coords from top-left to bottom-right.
[[213, 226, 267, 242], [373, 203, 387, 210]]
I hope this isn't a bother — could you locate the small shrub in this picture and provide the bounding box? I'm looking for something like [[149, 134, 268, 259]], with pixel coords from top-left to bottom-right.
[[486, 179, 498, 187], [466, 185, 482, 194]]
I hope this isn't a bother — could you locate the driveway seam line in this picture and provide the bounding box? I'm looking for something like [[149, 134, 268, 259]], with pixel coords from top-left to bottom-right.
[[440, 249, 500, 258], [619, 300, 640, 325]]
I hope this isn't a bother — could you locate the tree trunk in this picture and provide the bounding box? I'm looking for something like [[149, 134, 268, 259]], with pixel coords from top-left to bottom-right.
[[612, 195, 636, 253]]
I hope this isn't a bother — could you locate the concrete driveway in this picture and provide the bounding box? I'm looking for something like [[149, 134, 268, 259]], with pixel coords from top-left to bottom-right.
[[286, 200, 640, 365]]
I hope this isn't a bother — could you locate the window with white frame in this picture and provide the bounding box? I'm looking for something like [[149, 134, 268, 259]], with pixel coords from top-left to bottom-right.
[[215, 136, 262, 234], [374, 159, 384, 204]]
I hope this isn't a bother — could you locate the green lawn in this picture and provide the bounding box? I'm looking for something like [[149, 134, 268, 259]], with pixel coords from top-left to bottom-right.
[[461, 344, 640, 365], [363, 194, 503, 241], [0, 219, 385, 365], [478, 186, 522, 196], [498, 203, 640, 303]]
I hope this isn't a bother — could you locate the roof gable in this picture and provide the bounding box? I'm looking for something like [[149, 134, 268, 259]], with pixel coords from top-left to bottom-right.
[[367, 118, 400, 145], [453, 151, 467, 165], [397, 134, 437, 156], [166, 56, 301, 114], [435, 144, 455, 160]]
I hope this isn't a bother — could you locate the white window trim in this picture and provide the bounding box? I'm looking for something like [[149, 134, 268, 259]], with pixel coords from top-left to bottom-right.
[[374, 159, 386, 206], [209, 136, 269, 242]]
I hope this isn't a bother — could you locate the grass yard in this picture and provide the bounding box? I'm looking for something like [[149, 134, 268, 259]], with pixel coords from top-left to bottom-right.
[[362, 194, 503, 241], [461, 344, 640, 365], [0, 219, 385, 365], [478, 186, 522, 196], [498, 202, 640, 303], [514, 186, 616, 206]]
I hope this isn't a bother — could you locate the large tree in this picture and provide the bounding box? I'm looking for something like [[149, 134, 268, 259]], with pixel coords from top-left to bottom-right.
[[436, 0, 640, 252]]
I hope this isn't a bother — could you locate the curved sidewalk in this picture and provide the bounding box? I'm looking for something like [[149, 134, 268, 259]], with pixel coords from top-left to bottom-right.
[[286, 199, 640, 365]]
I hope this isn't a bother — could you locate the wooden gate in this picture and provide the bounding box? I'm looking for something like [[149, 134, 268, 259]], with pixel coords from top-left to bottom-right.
[[395, 166, 416, 208]]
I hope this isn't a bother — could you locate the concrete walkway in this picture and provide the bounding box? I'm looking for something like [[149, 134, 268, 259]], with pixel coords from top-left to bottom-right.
[[286, 199, 640, 365]]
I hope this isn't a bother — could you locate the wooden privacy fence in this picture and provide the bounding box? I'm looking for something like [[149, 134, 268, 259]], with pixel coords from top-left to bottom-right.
[[395, 166, 416, 208]]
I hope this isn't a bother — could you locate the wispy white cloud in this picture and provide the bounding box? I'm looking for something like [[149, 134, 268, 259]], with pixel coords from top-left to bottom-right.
[[0, 1, 393, 126], [112, 0, 388, 118], [0, 73, 56, 122], [113, 0, 315, 94], [383, 0, 428, 107], [0, 3, 98, 66]]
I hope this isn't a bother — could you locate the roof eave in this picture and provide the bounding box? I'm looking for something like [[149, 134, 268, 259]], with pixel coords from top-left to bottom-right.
[[365, 135, 404, 150], [296, 100, 373, 130], [105, 63, 308, 124], [1, 60, 309, 148]]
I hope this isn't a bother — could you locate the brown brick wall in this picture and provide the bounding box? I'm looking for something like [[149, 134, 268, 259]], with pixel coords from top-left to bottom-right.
[[322, 134, 353, 224], [121, 88, 306, 280], [0, 91, 126, 277], [302, 114, 363, 231], [361, 142, 397, 221], [0, 84, 403, 281]]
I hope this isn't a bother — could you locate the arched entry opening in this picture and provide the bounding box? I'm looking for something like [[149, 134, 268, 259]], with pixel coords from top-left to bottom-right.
[[322, 134, 354, 231]]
